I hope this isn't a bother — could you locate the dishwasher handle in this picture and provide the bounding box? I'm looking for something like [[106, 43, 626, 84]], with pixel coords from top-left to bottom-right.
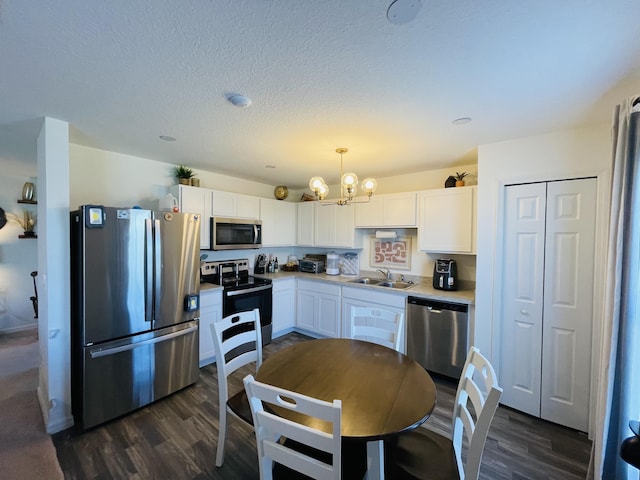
[[408, 296, 468, 313]]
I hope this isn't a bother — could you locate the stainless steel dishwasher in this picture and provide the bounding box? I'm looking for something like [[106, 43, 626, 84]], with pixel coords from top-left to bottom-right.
[[406, 296, 469, 379]]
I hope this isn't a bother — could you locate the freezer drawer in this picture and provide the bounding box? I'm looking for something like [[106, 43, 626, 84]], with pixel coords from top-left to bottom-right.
[[74, 321, 199, 430], [406, 297, 469, 379]]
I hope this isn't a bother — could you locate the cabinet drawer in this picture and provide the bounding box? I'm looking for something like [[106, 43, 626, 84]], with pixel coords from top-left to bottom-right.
[[297, 279, 341, 296], [341, 286, 406, 308]]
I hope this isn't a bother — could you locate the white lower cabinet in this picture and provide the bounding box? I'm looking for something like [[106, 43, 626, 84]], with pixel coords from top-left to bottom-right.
[[341, 286, 406, 353], [199, 288, 222, 367], [272, 278, 296, 337], [296, 279, 341, 338]]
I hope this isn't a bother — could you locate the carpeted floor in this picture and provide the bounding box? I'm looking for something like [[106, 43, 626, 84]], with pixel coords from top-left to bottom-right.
[[0, 329, 63, 480]]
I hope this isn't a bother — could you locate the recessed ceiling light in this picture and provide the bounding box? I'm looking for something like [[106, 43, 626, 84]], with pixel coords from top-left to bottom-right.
[[228, 94, 252, 108], [265, 164, 276, 169], [387, 0, 422, 25], [452, 117, 472, 126], [159, 135, 176, 141]]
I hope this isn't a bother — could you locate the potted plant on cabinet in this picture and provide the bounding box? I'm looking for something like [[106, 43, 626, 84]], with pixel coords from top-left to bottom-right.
[[173, 165, 195, 185], [455, 172, 468, 187]]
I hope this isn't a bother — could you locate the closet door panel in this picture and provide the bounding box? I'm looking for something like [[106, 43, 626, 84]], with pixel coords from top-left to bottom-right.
[[541, 178, 596, 432], [500, 183, 546, 417]]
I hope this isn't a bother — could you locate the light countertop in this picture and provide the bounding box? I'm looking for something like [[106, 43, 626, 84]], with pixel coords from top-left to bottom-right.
[[251, 270, 475, 305]]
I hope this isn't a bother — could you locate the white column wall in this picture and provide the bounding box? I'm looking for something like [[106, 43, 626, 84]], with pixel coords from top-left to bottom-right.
[[37, 117, 73, 433]]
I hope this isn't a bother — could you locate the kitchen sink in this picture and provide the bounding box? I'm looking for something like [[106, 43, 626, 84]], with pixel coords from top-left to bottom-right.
[[377, 281, 415, 289], [348, 277, 382, 285], [348, 277, 415, 289]]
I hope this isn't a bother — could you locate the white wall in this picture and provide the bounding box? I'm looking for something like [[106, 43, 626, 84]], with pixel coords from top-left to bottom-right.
[[475, 123, 611, 394], [0, 173, 38, 332], [70, 144, 277, 209]]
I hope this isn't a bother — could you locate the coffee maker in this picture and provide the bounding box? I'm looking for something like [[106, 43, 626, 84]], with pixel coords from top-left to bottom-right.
[[433, 259, 458, 291]]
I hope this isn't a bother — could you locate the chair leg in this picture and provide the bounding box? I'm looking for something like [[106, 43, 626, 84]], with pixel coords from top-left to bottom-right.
[[216, 406, 227, 467], [365, 440, 384, 480]]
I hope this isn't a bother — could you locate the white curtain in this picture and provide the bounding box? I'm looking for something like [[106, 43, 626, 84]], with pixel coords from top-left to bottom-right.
[[589, 97, 640, 479]]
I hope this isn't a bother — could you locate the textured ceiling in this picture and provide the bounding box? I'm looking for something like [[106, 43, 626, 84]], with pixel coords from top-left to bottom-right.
[[1, 0, 639, 188]]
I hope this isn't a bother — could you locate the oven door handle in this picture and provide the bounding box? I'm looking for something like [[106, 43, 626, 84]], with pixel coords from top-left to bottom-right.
[[226, 284, 272, 296]]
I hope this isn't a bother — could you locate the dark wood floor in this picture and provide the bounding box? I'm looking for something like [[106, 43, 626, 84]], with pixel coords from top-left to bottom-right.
[[54, 332, 591, 479]]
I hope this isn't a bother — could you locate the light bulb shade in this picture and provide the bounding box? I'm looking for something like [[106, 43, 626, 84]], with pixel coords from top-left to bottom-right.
[[309, 176, 325, 192], [318, 183, 329, 200], [341, 172, 358, 187], [342, 184, 357, 199], [361, 178, 377, 195]]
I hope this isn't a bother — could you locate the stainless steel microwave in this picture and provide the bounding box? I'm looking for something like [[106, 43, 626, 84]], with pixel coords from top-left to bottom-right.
[[210, 217, 262, 250]]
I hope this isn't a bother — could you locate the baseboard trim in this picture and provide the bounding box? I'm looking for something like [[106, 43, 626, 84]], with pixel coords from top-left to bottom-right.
[[0, 323, 38, 335], [37, 386, 74, 435]]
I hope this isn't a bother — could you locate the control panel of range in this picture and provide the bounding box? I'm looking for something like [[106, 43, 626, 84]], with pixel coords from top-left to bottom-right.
[[201, 258, 250, 284]]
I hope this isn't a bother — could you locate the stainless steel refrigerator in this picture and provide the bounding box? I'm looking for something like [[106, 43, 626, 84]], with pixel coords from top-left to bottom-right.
[[70, 205, 201, 430]]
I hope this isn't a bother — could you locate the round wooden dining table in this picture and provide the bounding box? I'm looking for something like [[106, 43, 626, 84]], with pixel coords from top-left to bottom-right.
[[255, 338, 437, 479]]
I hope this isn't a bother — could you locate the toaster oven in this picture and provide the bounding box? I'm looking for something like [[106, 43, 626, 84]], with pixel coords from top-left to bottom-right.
[[298, 259, 325, 274]]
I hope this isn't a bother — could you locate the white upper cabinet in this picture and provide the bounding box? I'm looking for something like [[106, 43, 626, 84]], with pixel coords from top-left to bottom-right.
[[314, 203, 355, 248], [354, 192, 417, 228], [236, 193, 260, 219], [296, 201, 315, 246], [418, 186, 477, 254], [171, 185, 212, 249], [260, 198, 297, 246], [211, 190, 259, 219]]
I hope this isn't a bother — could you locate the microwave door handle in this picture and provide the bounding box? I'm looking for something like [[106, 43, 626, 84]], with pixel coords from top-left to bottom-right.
[[254, 225, 259, 244], [145, 219, 153, 322]]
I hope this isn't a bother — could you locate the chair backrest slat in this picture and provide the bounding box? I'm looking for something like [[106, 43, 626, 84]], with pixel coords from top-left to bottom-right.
[[210, 309, 262, 404], [350, 306, 404, 351], [244, 374, 342, 480], [451, 346, 503, 480]]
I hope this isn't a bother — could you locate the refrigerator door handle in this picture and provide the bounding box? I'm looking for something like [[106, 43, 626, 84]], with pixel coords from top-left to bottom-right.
[[153, 219, 162, 318], [145, 218, 154, 322], [89, 324, 198, 358]]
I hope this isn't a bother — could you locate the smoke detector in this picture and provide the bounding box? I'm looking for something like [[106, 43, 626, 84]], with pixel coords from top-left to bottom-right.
[[227, 94, 252, 108], [387, 0, 422, 25]]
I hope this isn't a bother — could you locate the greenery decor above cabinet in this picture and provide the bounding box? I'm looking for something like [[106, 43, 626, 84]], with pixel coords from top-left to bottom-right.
[[418, 186, 477, 254]]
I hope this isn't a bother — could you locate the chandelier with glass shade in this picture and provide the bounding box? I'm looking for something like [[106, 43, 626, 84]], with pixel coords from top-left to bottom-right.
[[309, 148, 377, 206]]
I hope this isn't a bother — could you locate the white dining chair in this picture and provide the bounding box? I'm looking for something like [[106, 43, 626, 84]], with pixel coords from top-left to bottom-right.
[[210, 308, 262, 467], [243, 374, 344, 480], [349, 306, 404, 351], [384, 346, 503, 480]]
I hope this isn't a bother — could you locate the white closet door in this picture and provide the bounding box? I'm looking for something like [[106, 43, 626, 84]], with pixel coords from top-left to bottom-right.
[[541, 178, 596, 431], [500, 182, 546, 417]]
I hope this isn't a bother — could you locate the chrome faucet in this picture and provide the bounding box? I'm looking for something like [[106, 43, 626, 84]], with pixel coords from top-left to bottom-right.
[[376, 268, 392, 280]]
